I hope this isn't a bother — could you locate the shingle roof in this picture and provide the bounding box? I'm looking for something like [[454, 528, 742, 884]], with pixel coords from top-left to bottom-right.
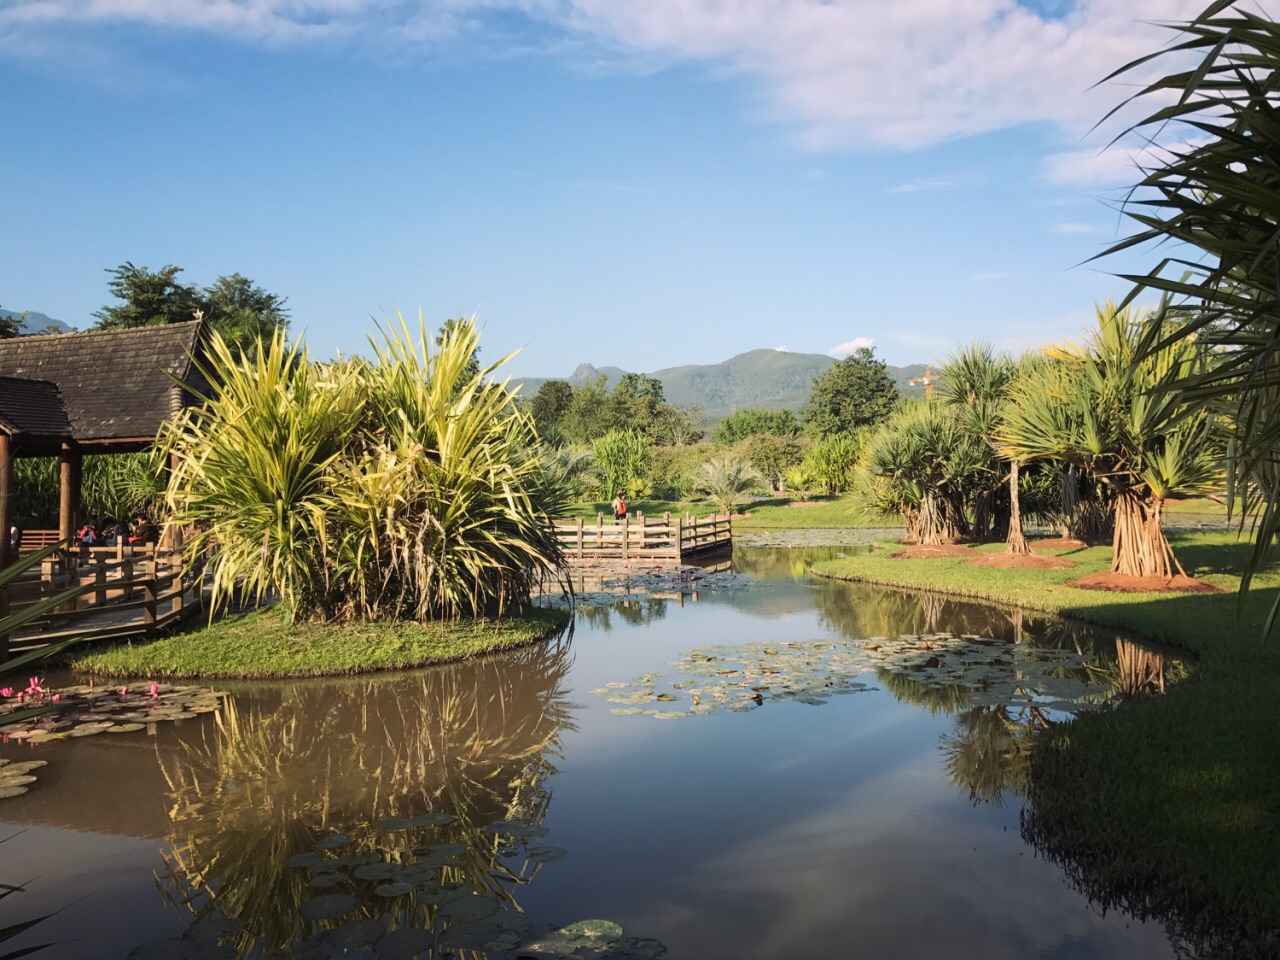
[[0, 321, 206, 443], [0, 376, 73, 442]]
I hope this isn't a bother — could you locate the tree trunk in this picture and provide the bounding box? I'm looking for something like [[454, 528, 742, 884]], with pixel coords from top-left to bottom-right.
[[1005, 460, 1030, 556], [1110, 492, 1184, 579], [919, 489, 965, 544], [971, 489, 994, 541]]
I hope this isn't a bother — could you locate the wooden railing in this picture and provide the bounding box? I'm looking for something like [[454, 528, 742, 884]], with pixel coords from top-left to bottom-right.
[[1, 542, 203, 657], [553, 511, 732, 561]]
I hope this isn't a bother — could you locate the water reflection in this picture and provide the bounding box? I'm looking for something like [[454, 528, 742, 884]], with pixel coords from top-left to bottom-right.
[[148, 633, 619, 957]]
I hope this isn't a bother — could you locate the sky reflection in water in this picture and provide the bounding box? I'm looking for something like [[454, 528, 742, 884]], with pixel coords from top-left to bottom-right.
[[0, 543, 1185, 959]]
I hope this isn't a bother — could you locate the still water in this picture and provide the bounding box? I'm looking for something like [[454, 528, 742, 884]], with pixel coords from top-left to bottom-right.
[[0, 544, 1186, 959]]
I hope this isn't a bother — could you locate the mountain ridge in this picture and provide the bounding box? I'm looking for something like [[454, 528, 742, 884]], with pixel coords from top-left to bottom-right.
[[513, 348, 929, 420]]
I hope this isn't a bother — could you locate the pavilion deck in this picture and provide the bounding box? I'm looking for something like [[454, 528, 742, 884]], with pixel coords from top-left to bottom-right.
[[554, 511, 732, 562]]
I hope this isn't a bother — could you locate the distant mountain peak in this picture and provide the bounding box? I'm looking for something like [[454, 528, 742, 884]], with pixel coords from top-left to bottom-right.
[[0, 305, 72, 335]]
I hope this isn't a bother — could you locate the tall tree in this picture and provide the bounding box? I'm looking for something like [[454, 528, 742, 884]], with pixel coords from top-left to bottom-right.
[[998, 303, 1222, 580], [937, 343, 1026, 553], [715, 408, 799, 444], [529, 379, 574, 430], [0, 313, 19, 339], [804, 347, 898, 438], [93, 262, 289, 356]]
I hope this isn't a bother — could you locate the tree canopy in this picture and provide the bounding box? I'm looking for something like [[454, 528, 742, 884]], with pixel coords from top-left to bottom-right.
[[715, 407, 799, 444], [804, 347, 899, 438], [93, 262, 289, 356]]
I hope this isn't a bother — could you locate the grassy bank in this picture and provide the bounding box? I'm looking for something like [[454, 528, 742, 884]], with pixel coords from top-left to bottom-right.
[[71, 607, 571, 680], [560, 495, 899, 529], [813, 533, 1279, 956]]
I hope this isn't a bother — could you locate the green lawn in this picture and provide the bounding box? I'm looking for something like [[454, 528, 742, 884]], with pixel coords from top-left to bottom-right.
[[813, 532, 1279, 956], [558, 494, 900, 529], [70, 607, 570, 680]]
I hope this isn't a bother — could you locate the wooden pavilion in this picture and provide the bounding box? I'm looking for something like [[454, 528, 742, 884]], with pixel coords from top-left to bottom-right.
[[0, 321, 210, 567]]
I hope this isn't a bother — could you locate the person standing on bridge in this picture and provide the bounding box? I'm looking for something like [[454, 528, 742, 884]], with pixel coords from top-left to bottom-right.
[[612, 490, 628, 520]]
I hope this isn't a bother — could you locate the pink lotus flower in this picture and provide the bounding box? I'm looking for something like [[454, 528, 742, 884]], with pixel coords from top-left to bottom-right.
[[148, 682, 160, 700], [51, 694, 61, 702], [119, 686, 128, 696], [0, 688, 12, 698], [26, 677, 44, 694]]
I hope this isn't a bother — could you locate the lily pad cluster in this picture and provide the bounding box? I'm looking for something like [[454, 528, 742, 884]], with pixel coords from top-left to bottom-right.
[[538, 567, 753, 610], [592, 640, 877, 719], [593, 633, 1114, 721], [0, 758, 45, 799], [0, 684, 226, 751], [131, 815, 665, 960], [863, 634, 1107, 714]]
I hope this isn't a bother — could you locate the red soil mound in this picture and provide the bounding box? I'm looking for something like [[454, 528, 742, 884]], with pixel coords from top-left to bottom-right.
[[890, 544, 975, 559], [1031, 538, 1090, 550], [1067, 572, 1222, 594], [968, 552, 1076, 570]]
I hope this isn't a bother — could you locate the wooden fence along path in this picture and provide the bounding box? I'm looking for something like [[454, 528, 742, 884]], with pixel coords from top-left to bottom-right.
[[554, 512, 732, 561], [1, 537, 204, 659]]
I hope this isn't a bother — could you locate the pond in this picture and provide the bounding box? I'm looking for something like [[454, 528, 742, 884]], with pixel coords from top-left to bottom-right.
[[0, 542, 1191, 959]]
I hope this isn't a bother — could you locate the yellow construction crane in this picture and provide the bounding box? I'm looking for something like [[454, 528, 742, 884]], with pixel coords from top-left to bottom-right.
[[908, 364, 937, 400]]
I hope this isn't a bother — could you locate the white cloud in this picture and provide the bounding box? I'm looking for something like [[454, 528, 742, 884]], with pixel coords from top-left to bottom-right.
[[774, 345, 789, 351], [1042, 136, 1214, 186], [888, 177, 958, 195], [4, 1, 1269, 150], [829, 337, 874, 358]]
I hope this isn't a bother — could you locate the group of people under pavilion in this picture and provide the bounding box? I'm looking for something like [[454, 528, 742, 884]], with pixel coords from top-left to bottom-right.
[[0, 320, 211, 569]]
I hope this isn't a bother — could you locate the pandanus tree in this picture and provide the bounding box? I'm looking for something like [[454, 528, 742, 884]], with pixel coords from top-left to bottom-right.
[[693, 457, 762, 515], [937, 343, 1028, 554], [861, 401, 991, 544], [164, 315, 566, 623], [1099, 1, 1280, 612], [998, 302, 1223, 579]]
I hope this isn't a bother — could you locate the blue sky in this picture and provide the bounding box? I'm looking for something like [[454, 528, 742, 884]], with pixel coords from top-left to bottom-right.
[[0, 1, 1232, 378]]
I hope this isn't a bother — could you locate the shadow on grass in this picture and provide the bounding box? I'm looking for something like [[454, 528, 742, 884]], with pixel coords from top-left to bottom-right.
[[1023, 589, 1280, 959]]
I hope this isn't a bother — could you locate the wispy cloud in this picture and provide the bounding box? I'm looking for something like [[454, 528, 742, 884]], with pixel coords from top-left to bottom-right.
[[1, 1, 1250, 150], [1049, 221, 1095, 234], [774, 345, 789, 352], [829, 337, 874, 358], [1042, 136, 1214, 187], [888, 177, 958, 195]]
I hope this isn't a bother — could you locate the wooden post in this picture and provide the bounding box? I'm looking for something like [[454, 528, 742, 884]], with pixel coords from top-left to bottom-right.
[[597, 513, 603, 556], [622, 516, 630, 559], [675, 515, 683, 560], [636, 511, 644, 552], [172, 568, 184, 616], [94, 557, 106, 607], [576, 517, 584, 558], [58, 442, 81, 551], [143, 556, 157, 633], [0, 430, 9, 657]]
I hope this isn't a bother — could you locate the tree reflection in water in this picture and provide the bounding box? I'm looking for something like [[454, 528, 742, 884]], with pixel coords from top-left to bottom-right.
[[148, 629, 619, 958]]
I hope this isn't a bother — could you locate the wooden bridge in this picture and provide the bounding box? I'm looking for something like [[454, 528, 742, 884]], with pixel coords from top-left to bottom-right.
[[1, 537, 204, 659], [554, 512, 732, 562]]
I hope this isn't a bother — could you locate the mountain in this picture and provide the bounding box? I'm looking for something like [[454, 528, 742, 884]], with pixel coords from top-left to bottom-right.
[[515, 349, 931, 421], [0, 305, 72, 335]]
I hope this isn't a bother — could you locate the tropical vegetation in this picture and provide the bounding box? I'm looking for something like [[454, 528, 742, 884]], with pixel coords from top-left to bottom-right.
[[162, 315, 565, 623]]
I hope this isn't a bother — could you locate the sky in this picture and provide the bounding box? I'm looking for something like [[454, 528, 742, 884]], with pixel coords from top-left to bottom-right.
[[0, 0, 1263, 378]]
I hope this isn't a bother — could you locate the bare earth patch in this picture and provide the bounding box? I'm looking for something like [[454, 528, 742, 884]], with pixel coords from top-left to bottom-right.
[[968, 553, 1076, 570], [890, 544, 975, 559], [1032, 537, 1090, 550], [785, 501, 825, 507], [1068, 572, 1222, 594]]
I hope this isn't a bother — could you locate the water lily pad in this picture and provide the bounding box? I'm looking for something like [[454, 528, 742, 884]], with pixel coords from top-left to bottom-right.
[[374, 928, 435, 958], [319, 918, 386, 949], [436, 919, 506, 950], [0, 760, 46, 775], [560, 919, 623, 946], [0, 785, 30, 799], [315, 834, 351, 849], [438, 894, 499, 922], [353, 863, 399, 881], [525, 846, 567, 863], [0, 775, 37, 787], [307, 873, 346, 889], [375, 816, 413, 831], [299, 893, 359, 920], [374, 881, 413, 898], [107, 723, 146, 733], [410, 812, 454, 826]]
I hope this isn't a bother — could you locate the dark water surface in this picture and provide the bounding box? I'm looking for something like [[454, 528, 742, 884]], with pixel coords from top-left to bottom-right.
[[0, 544, 1186, 959]]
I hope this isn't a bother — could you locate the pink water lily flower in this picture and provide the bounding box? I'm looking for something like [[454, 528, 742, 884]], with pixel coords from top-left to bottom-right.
[[26, 676, 44, 694], [51, 694, 61, 702], [148, 682, 160, 700], [119, 686, 128, 696], [0, 688, 12, 698]]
